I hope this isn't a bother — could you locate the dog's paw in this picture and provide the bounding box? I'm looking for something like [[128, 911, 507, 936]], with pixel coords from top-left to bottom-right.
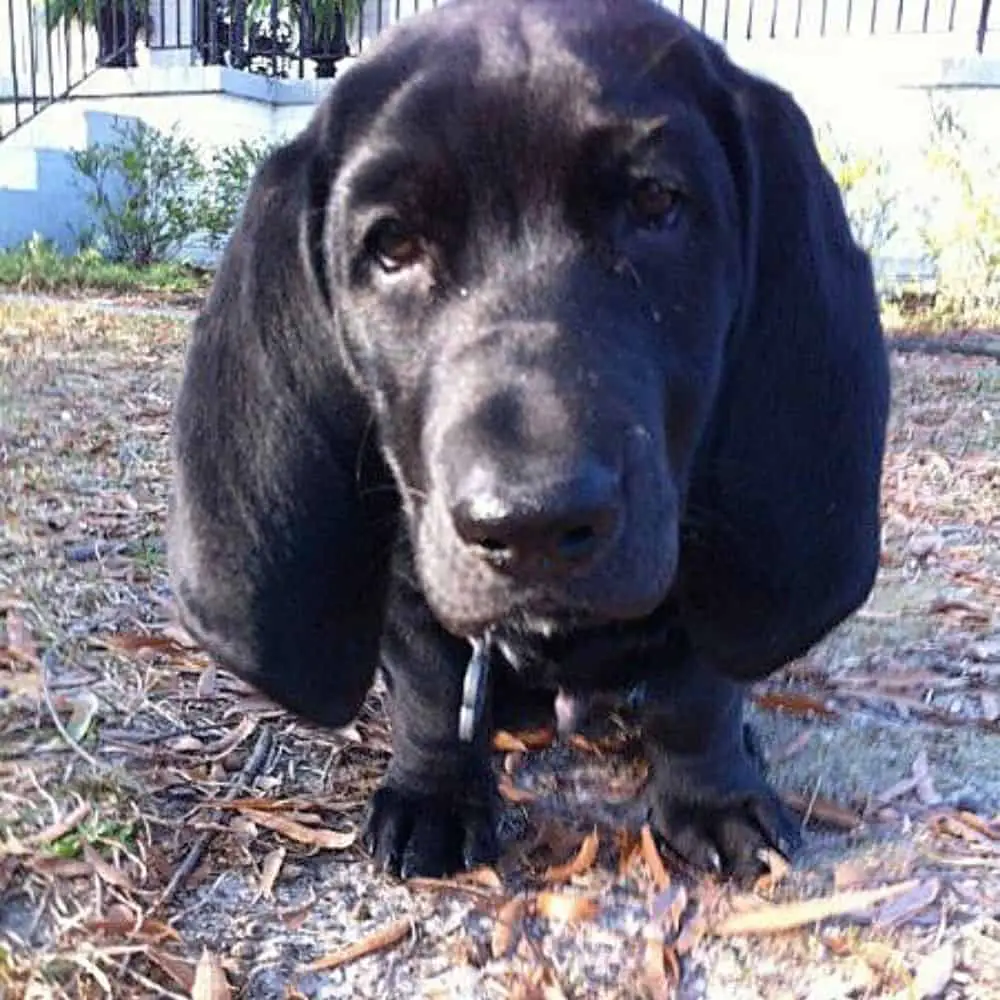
[[645, 743, 801, 881], [362, 781, 499, 879]]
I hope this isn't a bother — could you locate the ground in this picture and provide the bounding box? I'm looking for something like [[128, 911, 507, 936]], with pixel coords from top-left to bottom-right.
[[0, 296, 998, 1000]]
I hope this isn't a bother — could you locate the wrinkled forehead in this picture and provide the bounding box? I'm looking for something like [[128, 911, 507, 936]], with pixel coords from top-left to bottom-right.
[[337, 6, 707, 212]]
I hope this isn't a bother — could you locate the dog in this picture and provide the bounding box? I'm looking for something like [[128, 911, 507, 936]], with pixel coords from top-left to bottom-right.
[[167, 0, 891, 881]]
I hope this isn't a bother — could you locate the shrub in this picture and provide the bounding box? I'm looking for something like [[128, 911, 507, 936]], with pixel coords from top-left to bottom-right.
[[918, 96, 1000, 319], [70, 119, 207, 267], [198, 137, 279, 250], [815, 125, 900, 260]]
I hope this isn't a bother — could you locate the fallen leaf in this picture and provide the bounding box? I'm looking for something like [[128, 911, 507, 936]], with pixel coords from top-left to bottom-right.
[[616, 828, 643, 877], [833, 860, 869, 891], [753, 691, 839, 719], [2, 610, 41, 668], [259, 847, 285, 898], [534, 891, 599, 924], [494, 727, 554, 751], [22, 801, 91, 847], [87, 906, 180, 943], [710, 879, 922, 937], [63, 691, 100, 742], [191, 948, 232, 1000], [910, 942, 955, 999], [26, 857, 94, 879], [641, 931, 679, 1000], [99, 632, 193, 658], [928, 809, 1000, 844], [650, 882, 689, 934], [406, 868, 503, 899], [498, 774, 538, 804], [543, 827, 599, 883], [640, 824, 671, 890], [303, 917, 413, 972], [82, 844, 137, 893], [147, 949, 196, 992], [784, 791, 862, 831], [201, 716, 257, 758], [491, 897, 528, 958], [753, 849, 791, 895], [239, 809, 356, 850], [870, 878, 941, 931]]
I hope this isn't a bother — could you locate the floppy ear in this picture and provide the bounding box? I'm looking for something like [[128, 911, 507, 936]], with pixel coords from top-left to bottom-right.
[[168, 109, 398, 728], [677, 63, 892, 680]]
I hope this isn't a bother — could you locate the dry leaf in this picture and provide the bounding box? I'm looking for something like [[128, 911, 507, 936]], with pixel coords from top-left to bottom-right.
[[87, 906, 180, 943], [910, 942, 955, 999], [304, 917, 412, 972], [493, 731, 528, 752], [543, 827, 599, 883], [650, 883, 689, 934], [100, 632, 194, 658], [870, 878, 941, 931], [833, 860, 869, 891], [192, 948, 232, 1000], [147, 949, 196, 992], [642, 932, 679, 1000], [239, 809, 356, 851], [406, 867, 503, 899], [753, 849, 791, 895], [259, 847, 286, 898], [753, 691, 838, 719], [784, 791, 862, 831], [22, 801, 91, 847], [640, 824, 671, 890], [2, 610, 41, 668], [498, 774, 538, 804], [494, 728, 554, 752], [534, 891, 599, 924], [710, 879, 922, 937], [616, 828, 643, 877], [82, 844, 138, 893], [491, 897, 528, 959]]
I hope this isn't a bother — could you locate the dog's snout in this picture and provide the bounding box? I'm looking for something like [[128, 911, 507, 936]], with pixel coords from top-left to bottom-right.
[[450, 462, 622, 577]]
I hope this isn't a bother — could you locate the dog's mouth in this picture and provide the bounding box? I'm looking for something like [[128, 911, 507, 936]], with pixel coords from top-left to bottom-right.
[[456, 603, 681, 742]]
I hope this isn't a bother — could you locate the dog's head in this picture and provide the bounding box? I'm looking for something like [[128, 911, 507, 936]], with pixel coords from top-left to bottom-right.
[[323, 0, 751, 642], [184, 0, 887, 704]]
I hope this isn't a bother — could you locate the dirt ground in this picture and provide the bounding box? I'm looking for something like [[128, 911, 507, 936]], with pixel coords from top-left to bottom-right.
[[1, 297, 998, 1000]]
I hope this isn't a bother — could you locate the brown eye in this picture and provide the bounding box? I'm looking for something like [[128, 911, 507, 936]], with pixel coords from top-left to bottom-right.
[[368, 219, 424, 272], [629, 178, 684, 230]]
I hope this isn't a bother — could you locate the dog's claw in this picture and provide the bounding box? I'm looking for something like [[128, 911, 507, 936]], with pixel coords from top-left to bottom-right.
[[363, 781, 499, 879]]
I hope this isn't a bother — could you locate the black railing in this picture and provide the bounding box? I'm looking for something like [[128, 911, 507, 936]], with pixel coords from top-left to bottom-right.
[[2, 0, 996, 143]]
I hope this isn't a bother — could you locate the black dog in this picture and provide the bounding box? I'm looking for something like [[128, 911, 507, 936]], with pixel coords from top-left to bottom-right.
[[168, 0, 891, 881]]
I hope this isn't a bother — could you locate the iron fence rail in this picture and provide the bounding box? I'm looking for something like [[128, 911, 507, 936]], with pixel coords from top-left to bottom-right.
[[2, 0, 997, 142]]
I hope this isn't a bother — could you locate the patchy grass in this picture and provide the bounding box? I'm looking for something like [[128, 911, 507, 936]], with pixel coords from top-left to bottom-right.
[[0, 245, 211, 304], [1, 298, 998, 999]]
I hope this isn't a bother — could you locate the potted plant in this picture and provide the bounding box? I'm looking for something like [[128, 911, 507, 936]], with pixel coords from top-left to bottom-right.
[[246, 0, 361, 77], [43, 0, 152, 68]]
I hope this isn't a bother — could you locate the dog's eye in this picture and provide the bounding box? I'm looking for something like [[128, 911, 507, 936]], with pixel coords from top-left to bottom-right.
[[367, 219, 424, 272], [629, 178, 684, 230]]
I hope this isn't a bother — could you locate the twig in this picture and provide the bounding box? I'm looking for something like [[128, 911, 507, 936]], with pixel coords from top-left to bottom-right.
[[42, 643, 107, 773], [151, 724, 273, 913]]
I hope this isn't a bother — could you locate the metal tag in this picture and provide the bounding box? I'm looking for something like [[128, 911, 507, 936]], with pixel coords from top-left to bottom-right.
[[458, 638, 491, 743]]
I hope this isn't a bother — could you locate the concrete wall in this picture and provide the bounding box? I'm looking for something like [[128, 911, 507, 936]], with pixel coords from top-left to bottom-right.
[[1, 3, 998, 276]]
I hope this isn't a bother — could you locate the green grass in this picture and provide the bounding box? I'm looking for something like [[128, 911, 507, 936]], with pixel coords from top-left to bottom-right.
[[0, 240, 212, 299]]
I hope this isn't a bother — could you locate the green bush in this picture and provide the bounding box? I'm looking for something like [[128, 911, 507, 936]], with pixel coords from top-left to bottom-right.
[[70, 119, 207, 267], [918, 97, 1000, 319], [816, 126, 900, 259], [199, 137, 279, 250]]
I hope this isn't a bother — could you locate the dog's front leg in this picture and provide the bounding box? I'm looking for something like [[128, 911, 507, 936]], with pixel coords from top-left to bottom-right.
[[363, 561, 500, 879], [639, 648, 801, 881]]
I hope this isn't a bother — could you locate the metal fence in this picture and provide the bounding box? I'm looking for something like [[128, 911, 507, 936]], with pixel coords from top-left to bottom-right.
[[2, 0, 997, 141]]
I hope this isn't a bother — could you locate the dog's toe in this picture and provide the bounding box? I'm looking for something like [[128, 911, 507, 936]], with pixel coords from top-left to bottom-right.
[[363, 782, 499, 879]]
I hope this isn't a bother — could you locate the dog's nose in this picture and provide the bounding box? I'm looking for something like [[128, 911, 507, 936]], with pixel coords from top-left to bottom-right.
[[450, 463, 622, 576]]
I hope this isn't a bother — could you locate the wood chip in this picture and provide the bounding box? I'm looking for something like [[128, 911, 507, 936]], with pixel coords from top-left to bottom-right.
[[303, 917, 413, 972], [710, 879, 922, 937], [238, 809, 356, 851], [543, 827, 599, 883]]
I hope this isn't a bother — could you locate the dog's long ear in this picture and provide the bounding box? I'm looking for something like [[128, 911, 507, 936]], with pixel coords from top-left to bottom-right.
[[168, 104, 398, 729], [677, 63, 892, 680]]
